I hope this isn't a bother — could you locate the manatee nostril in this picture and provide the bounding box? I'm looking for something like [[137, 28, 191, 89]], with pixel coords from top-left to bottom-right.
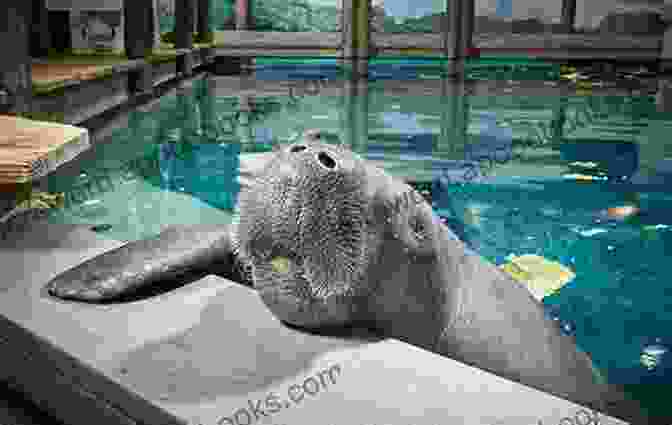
[[290, 145, 307, 153], [317, 151, 336, 169]]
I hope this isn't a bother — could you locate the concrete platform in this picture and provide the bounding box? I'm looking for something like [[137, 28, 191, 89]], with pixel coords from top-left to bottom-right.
[[0, 218, 631, 425]]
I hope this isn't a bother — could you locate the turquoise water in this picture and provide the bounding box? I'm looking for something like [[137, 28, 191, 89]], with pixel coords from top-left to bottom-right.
[[41, 73, 672, 420]]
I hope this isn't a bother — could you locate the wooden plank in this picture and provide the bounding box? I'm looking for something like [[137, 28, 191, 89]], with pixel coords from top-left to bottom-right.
[[0, 115, 89, 183], [31, 57, 145, 95], [37, 73, 130, 125], [0, 220, 630, 425]]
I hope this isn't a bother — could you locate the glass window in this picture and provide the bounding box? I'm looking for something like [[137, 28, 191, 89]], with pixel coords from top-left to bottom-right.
[[474, 0, 563, 35], [212, 0, 236, 30], [575, 0, 665, 35], [158, 0, 175, 34]]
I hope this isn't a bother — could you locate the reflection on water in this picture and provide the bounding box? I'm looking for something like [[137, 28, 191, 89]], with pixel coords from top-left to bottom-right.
[[41, 70, 672, 420]]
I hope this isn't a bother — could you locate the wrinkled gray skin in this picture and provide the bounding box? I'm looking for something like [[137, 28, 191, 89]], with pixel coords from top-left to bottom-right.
[[48, 140, 645, 423]]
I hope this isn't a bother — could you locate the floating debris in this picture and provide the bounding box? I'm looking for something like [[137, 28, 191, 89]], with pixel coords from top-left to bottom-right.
[[643, 224, 670, 231], [569, 161, 598, 168], [640, 343, 667, 371], [577, 228, 608, 237], [82, 199, 102, 207], [271, 256, 291, 274], [15, 191, 65, 210], [563, 173, 608, 181], [606, 205, 639, 220], [90, 223, 113, 233], [500, 254, 575, 301]]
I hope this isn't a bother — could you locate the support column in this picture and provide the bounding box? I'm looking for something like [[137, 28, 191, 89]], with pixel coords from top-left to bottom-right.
[[193, 0, 199, 33], [197, 0, 212, 41], [661, 25, 672, 73], [339, 77, 369, 151], [440, 75, 469, 155], [561, 0, 576, 33], [31, 0, 50, 57], [337, 0, 350, 65], [47, 8, 71, 53], [237, 95, 254, 144], [550, 97, 568, 144], [340, 0, 369, 78], [125, 0, 154, 96], [656, 79, 672, 113], [176, 0, 195, 48], [445, 0, 466, 76], [1, 0, 33, 115], [153, 0, 161, 48], [461, 0, 475, 56], [236, 0, 249, 30], [197, 77, 217, 140], [176, 0, 196, 76], [235, 0, 252, 71], [124, 0, 154, 59]]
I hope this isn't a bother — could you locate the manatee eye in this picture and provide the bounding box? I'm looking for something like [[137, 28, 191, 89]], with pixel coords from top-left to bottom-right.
[[409, 214, 426, 241], [290, 145, 307, 153], [317, 151, 336, 169]]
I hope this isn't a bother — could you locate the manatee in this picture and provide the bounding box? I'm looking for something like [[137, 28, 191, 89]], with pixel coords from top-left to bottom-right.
[[46, 139, 645, 423]]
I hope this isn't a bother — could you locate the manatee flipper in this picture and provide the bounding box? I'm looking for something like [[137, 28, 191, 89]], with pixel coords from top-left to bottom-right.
[[47, 224, 246, 302]]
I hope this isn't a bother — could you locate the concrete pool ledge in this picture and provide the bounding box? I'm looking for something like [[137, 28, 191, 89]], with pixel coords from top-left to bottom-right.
[[0, 221, 630, 425]]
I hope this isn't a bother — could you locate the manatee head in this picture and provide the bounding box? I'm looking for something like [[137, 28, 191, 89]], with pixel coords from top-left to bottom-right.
[[235, 140, 443, 331]]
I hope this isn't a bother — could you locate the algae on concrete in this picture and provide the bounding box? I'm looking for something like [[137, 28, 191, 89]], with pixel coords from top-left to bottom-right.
[[31, 53, 128, 96]]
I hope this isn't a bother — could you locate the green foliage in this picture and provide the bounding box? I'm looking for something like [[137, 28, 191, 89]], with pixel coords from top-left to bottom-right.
[[32, 82, 69, 97], [147, 50, 180, 64], [19, 111, 66, 123], [161, 31, 180, 44], [252, 0, 339, 32], [160, 30, 214, 45], [194, 31, 215, 44]]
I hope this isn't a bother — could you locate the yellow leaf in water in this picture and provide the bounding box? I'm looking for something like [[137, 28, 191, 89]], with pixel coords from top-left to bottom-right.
[[500, 254, 575, 301], [271, 257, 291, 274]]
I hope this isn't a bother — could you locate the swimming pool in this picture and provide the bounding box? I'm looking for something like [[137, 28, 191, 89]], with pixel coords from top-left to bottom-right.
[[38, 70, 672, 421]]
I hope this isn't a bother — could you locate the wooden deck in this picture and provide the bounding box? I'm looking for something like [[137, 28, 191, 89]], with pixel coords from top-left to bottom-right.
[[0, 116, 89, 184], [31, 56, 155, 95]]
